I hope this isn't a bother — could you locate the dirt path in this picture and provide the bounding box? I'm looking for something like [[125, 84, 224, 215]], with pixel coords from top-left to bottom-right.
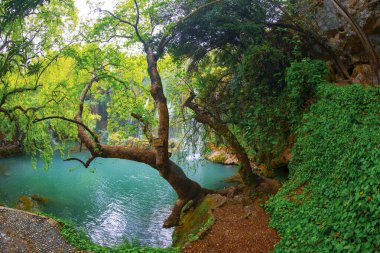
[[183, 187, 280, 253], [0, 206, 77, 253]]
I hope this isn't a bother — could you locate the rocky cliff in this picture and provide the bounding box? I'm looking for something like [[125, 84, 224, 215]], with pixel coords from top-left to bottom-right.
[[315, 0, 380, 84]]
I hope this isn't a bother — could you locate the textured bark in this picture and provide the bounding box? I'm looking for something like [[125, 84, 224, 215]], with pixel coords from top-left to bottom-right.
[[145, 47, 170, 177], [184, 94, 263, 186]]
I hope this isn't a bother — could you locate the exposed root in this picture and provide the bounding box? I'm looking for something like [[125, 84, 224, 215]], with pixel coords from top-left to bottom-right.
[[163, 189, 214, 228], [163, 199, 186, 228]]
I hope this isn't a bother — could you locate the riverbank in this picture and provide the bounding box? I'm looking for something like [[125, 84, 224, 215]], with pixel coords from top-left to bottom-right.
[[174, 180, 282, 253], [0, 179, 281, 252], [0, 206, 77, 252]]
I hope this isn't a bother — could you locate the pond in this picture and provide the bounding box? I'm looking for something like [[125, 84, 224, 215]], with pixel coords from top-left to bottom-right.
[[0, 152, 236, 247]]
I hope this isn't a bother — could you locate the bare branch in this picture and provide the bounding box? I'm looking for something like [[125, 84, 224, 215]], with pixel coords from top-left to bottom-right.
[[33, 116, 99, 143], [133, 0, 140, 27], [132, 0, 147, 47], [98, 9, 135, 27], [64, 156, 96, 168]]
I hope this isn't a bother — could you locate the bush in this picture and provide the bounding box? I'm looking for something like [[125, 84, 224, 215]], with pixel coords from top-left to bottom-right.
[[266, 84, 380, 252]]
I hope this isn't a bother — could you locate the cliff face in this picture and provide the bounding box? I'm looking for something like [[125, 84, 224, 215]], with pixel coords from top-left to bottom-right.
[[315, 0, 380, 84]]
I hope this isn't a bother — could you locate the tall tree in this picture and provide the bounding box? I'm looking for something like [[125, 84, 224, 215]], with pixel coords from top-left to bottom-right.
[[33, 0, 242, 228]]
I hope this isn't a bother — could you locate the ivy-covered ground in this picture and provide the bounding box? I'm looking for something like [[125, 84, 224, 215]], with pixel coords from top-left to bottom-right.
[[266, 84, 380, 252]]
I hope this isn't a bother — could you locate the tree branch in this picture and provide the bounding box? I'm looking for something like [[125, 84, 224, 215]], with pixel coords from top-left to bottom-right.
[[98, 9, 135, 27], [33, 116, 99, 143], [131, 112, 154, 146], [64, 156, 96, 168]]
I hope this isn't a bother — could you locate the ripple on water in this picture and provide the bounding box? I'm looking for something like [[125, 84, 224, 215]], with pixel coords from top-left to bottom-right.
[[0, 153, 237, 247]]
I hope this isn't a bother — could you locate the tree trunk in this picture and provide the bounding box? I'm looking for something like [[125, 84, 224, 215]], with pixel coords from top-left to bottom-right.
[[72, 49, 213, 228], [184, 94, 263, 186]]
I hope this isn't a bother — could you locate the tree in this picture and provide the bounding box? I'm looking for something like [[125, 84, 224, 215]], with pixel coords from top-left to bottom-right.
[[168, 0, 330, 177], [169, 0, 281, 181], [0, 0, 76, 156], [31, 0, 239, 228]]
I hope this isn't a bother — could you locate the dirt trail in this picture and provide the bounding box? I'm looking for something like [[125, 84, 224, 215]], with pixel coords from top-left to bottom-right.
[[183, 184, 280, 253]]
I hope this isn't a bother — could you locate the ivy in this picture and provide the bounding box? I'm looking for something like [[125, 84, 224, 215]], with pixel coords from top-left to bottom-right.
[[266, 84, 380, 252]]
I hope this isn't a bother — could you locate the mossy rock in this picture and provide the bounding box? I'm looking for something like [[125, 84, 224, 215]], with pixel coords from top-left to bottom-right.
[[0, 145, 22, 158], [173, 194, 227, 247], [207, 151, 226, 164], [15, 195, 41, 213], [31, 194, 49, 204]]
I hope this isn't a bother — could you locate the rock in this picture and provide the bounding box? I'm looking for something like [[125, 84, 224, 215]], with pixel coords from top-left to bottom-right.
[[207, 151, 226, 164], [0, 144, 22, 158], [169, 139, 180, 153], [225, 173, 242, 183], [15, 195, 41, 213], [312, 0, 380, 84], [352, 64, 374, 84], [207, 150, 238, 165], [0, 206, 77, 252], [173, 194, 227, 247], [31, 195, 49, 204]]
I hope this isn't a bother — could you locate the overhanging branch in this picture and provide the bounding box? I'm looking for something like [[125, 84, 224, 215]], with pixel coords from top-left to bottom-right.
[[64, 156, 96, 168], [33, 116, 99, 143]]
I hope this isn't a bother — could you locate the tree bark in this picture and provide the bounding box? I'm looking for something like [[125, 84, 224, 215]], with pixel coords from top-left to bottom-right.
[[184, 94, 263, 186]]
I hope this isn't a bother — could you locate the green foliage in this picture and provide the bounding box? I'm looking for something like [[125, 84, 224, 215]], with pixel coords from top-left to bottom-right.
[[284, 58, 328, 125], [266, 84, 380, 252], [236, 59, 328, 166]]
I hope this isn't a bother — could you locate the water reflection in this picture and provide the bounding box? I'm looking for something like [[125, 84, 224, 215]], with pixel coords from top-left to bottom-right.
[[0, 153, 237, 247]]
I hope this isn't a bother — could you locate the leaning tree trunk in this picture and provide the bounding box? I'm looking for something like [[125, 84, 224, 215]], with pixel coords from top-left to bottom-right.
[[184, 94, 263, 186], [70, 48, 214, 228]]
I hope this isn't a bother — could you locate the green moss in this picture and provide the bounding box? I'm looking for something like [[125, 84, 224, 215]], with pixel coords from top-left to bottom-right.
[[173, 195, 226, 247], [208, 151, 226, 164], [266, 84, 380, 252]]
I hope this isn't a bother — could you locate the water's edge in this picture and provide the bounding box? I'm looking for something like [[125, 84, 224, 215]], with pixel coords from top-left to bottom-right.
[[0, 152, 237, 247]]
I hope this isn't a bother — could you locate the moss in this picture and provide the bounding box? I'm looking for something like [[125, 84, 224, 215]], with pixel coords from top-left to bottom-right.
[[173, 194, 226, 247], [15, 195, 41, 212], [207, 151, 226, 164]]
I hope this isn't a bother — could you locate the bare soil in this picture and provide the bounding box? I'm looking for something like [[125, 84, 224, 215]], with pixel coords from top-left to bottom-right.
[[183, 183, 280, 253]]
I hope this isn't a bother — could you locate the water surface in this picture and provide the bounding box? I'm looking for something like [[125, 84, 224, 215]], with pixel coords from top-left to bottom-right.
[[0, 152, 236, 247]]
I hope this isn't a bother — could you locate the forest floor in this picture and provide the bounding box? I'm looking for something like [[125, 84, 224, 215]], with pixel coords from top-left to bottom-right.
[[0, 206, 77, 253], [182, 181, 281, 253]]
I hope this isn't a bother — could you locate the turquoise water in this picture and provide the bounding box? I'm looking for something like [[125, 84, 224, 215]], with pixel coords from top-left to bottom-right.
[[0, 152, 236, 247]]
